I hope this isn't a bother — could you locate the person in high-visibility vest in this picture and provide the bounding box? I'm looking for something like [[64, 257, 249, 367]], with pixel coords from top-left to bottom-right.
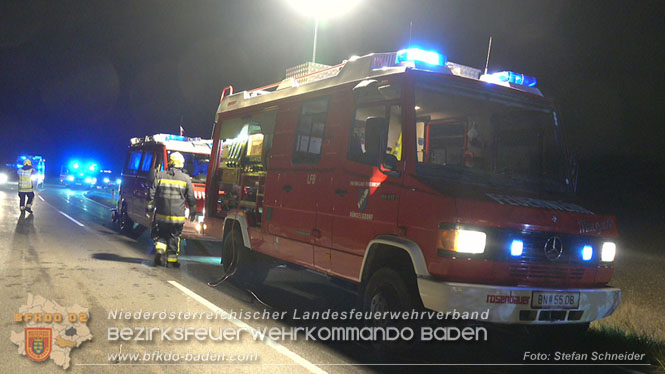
[[147, 152, 197, 267], [18, 159, 36, 214]]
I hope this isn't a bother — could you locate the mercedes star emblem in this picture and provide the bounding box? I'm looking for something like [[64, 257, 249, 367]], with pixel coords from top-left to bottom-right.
[[544, 236, 563, 261]]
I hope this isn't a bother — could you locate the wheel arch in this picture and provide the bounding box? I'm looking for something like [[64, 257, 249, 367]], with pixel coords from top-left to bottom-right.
[[223, 211, 252, 249], [359, 235, 430, 285]]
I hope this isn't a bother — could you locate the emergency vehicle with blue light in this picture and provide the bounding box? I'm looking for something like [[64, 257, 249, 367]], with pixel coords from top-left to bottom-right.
[[203, 48, 620, 330], [59, 160, 99, 188], [113, 134, 214, 239]]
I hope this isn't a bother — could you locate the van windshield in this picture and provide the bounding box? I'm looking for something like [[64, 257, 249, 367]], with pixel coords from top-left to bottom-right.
[[414, 84, 570, 194], [169, 151, 209, 183]]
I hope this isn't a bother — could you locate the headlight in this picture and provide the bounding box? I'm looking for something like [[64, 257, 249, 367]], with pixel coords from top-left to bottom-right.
[[0, 173, 7, 184], [438, 229, 486, 254], [67, 175, 75, 181], [103, 178, 110, 183], [601, 242, 616, 262], [84, 177, 92, 183]]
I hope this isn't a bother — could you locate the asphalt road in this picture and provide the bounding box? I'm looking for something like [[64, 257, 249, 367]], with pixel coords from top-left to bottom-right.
[[0, 183, 660, 374]]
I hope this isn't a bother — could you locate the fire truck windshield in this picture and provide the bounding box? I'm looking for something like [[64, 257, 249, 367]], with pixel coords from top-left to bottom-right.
[[169, 151, 209, 183], [414, 85, 570, 194]]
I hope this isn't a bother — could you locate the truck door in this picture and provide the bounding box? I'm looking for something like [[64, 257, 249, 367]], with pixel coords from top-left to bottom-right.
[[332, 98, 404, 280], [133, 149, 157, 226], [265, 97, 329, 267], [123, 149, 142, 221]]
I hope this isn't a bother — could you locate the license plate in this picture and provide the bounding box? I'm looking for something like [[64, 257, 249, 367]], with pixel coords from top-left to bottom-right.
[[531, 291, 580, 309]]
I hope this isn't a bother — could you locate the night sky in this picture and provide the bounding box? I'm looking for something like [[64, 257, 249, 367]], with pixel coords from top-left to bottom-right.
[[1, 0, 664, 225]]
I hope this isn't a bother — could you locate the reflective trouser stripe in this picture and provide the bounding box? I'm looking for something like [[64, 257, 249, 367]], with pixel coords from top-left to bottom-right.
[[155, 214, 186, 222]]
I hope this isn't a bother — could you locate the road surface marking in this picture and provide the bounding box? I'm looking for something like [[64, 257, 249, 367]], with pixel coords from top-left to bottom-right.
[[82, 194, 113, 208], [38, 195, 45, 202], [59, 211, 85, 227], [167, 280, 327, 374]]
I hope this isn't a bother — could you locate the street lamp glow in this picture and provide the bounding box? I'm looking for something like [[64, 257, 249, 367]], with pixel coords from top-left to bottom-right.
[[285, 0, 362, 63], [285, 0, 362, 19]]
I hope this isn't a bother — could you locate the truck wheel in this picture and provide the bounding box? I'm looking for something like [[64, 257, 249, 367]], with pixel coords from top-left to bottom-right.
[[222, 228, 270, 286], [119, 204, 134, 234], [363, 268, 418, 319]]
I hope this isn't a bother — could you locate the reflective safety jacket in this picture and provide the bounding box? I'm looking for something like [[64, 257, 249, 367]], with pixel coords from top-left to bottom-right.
[[18, 167, 35, 192], [148, 168, 196, 224]]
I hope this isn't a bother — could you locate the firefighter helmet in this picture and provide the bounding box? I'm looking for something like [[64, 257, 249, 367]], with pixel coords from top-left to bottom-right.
[[23, 159, 32, 167], [168, 152, 185, 168]]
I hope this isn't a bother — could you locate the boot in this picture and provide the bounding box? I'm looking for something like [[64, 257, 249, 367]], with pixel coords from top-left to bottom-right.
[[166, 251, 179, 268], [153, 242, 167, 266]]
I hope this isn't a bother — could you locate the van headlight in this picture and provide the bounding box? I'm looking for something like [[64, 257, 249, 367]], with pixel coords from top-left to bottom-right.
[[601, 242, 616, 262], [0, 172, 7, 184], [438, 229, 486, 254]]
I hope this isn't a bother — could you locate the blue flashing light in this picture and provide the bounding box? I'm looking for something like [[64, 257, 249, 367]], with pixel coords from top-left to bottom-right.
[[16, 163, 23, 168], [396, 48, 445, 66], [20, 156, 27, 160], [89, 164, 96, 171], [103, 178, 110, 183], [166, 135, 187, 141], [72, 162, 79, 169], [489, 71, 538, 87], [582, 245, 593, 261], [510, 240, 524, 256], [67, 175, 75, 182], [116, 179, 122, 185]]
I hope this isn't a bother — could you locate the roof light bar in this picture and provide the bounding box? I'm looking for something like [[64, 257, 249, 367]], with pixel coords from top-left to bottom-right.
[[396, 48, 445, 66], [484, 71, 538, 87]]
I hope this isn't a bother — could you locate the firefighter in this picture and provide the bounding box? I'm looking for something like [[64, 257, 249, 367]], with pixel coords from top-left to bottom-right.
[[147, 152, 197, 267], [18, 159, 36, 214]]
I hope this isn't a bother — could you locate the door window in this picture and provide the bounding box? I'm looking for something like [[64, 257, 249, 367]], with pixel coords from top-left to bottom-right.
[[348, 104, 402, 165], [126, 151, 142, 174], [140, 152, 154, 172], [292, 97, 329, 165]]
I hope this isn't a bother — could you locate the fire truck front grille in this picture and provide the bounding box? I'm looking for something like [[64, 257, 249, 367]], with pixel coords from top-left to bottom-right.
[[508, 264, 586, 284], [491, 229, 605, 265]]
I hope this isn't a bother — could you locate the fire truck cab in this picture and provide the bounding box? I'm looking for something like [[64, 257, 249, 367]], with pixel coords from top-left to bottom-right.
[[115, 134, 213, 239], [205, 49, 620, 326]]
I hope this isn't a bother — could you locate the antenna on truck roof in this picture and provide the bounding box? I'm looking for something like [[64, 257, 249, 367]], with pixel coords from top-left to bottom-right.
[[484, 36, 493, 75]]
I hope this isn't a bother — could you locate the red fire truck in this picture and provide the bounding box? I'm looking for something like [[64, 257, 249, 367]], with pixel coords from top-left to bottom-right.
[[204, 49, 620, 328], [114, 134, 213, 239]]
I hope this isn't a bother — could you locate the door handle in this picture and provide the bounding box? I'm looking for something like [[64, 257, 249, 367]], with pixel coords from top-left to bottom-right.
[[335, 189, 348, 196], [283, 185, 292, 192]]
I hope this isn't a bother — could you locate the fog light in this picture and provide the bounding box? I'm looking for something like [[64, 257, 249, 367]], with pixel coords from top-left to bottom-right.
[[601, 242, 616, 262]]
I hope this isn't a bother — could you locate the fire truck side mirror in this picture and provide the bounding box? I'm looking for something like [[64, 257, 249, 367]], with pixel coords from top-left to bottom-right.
[[570, 154, 579, 193], [381, 153, 401, 177], [148, 168, 157, 183], [365, 117, 390, 166]]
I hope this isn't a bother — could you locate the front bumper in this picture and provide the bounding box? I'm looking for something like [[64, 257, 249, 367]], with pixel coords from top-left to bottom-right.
[[417, 278, 621, 324]]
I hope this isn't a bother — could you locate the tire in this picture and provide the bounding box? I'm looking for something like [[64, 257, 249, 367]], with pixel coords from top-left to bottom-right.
[[362, 268, 421, 353], [222, 228, 270, 286], [362, 268, 419, 319], [119, 203, 134, 234]]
